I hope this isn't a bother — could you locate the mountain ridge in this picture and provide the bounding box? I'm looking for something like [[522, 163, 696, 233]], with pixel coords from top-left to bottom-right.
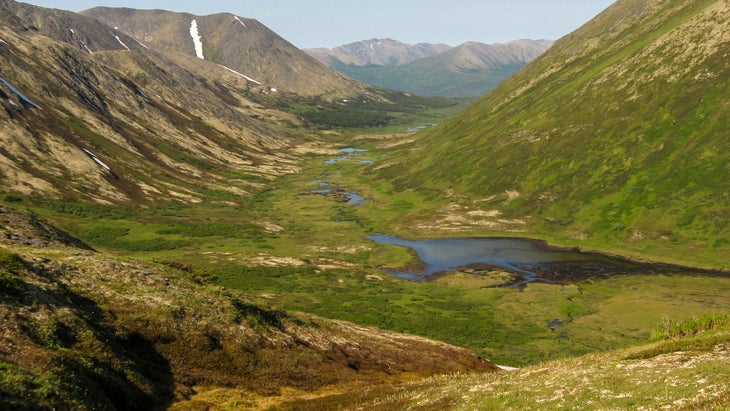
[[313, 38, 554, 97], [81, 7, 365, 98], [0, 0, 308, 204], [306, 38, 452, 67]]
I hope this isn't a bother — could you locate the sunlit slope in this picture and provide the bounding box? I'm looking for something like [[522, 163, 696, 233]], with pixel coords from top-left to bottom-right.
[[380, 0, 729, 264], [82, 7, 364, 98]]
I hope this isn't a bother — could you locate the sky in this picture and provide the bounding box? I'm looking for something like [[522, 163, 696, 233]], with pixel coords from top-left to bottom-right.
[[20, 0, 616, 49]]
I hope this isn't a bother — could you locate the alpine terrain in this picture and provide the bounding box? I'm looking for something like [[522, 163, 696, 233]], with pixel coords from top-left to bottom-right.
[[378, 0, 730, 266], [2, 0, 730, 409]]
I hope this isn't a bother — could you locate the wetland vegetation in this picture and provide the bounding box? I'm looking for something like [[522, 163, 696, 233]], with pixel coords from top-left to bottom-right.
[[10, 130, 730, 368]]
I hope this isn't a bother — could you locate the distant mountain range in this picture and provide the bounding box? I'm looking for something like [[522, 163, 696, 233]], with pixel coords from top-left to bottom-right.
[[306, 38, 452, 67], [306, 38, 554, 98]]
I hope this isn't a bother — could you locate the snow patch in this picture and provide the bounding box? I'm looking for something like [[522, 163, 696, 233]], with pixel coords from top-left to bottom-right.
[[68, 28, 75, 35], [79, 41, 93, 54], [218, 64, 262, 84], [234, 16, 247, 28], [0, 76, 40, 109], [82, 148, 111, 172], [497, 365, 519, 371], [0, 39, 6, 45], [111, 33, 130, 51], [189, 19, 204, 59], [135, 40, 150, 50]]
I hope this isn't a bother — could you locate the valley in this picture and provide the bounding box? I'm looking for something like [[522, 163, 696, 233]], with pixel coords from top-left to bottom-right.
[[12, 129, 730, 371], [2, 0, 730, 409]]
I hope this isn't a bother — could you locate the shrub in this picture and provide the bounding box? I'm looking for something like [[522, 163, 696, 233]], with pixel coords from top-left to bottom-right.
[[652, 313, 730, 341], [0, 249, 25, 272]]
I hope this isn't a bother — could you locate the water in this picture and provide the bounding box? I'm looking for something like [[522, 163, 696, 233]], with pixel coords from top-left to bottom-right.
[[310, 182, 365, 208], [368, 235, 643, 284], [324, 148, 373, 164], [313, 148, 371, 207]]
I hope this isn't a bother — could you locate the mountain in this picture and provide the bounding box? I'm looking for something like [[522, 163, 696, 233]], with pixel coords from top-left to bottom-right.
[[81, 7, 363, 98], [1, 0, 436, 205], [377, 0, 730, 264], [313, 39, 554, 98], [306, 38, 452, 67], [1, 0, 308, 204]]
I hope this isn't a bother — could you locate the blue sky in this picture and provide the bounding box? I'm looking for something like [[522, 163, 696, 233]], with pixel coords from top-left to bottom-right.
[[20, 0, 616, 48]]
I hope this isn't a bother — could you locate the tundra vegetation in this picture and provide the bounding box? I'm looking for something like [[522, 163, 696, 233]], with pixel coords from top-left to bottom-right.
[[1, 0, 729, 409]]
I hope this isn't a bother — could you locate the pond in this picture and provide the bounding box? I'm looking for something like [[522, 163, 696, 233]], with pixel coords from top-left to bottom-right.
[[368, 235, 717, 287]]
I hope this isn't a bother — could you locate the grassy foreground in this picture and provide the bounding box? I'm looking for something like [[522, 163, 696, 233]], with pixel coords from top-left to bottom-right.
[[278, 315, 730, 410]]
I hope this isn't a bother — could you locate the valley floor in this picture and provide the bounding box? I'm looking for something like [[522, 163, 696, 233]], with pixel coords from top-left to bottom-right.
[[3, 131, 730, 409]]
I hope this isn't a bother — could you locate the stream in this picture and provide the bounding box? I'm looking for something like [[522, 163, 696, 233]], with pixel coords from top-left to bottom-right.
[[309, 147, 371, 208]]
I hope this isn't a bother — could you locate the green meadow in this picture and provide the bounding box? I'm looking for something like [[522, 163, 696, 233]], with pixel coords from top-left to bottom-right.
[[11, 130, 730, 368]]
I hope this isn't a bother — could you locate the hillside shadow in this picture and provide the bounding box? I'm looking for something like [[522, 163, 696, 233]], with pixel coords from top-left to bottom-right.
[[6, 266, 175, 410]]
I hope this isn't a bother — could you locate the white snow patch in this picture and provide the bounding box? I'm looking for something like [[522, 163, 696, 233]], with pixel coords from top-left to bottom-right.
[[218, 64, 262, 84], [111, 33, 130, 51], [80, 41, 93, 54], [497, 365, 519, 371], [82, 148, 111, 171], [68, 28, 75, 35], [189, 19, 204, 59], [234, 16, 247, 28], [135, 40, 150, 50], [0, 39, 6, 44]]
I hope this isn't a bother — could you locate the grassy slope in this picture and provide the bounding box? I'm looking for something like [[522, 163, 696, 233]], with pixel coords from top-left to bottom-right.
[[332, 58, 521, 98], [278, 316, 730, 409], [0, 205, 496, 410], [375, 0, 730, 267]]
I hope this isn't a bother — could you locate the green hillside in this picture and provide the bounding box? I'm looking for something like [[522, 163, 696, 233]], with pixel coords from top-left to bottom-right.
[[377, 0, 730, 266]]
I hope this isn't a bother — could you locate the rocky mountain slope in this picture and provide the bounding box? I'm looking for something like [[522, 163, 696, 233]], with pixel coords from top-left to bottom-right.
[[2, 0, 423, 206], [378, 0, 730, 264], [306, 38, 452, 67], [0, 0, 311, 204], [310, 39, 553, 97], [82, 7, 364, 98]]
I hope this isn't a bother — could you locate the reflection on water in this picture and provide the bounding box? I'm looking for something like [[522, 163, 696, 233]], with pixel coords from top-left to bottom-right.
[[368, 235, 660, 286]]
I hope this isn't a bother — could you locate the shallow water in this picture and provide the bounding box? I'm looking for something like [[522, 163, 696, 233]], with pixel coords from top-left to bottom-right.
[[367, 235, 680, 285]]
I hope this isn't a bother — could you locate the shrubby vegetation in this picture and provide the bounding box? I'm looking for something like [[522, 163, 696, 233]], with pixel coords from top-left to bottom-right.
[[32, 199, 133, 220], [273, 89, 462, 129], [652, 313, 730, 341]]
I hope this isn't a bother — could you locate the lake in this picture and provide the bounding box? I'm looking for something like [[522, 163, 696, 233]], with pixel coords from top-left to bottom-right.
[[368, 235, 710, 286]]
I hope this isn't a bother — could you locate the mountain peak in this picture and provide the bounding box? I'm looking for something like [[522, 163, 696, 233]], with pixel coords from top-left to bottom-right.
[[81, 7, 364, 97]]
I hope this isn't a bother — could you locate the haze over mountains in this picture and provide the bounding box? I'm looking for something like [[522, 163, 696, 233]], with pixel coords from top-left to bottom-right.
[[307, 38, 554, 97]]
